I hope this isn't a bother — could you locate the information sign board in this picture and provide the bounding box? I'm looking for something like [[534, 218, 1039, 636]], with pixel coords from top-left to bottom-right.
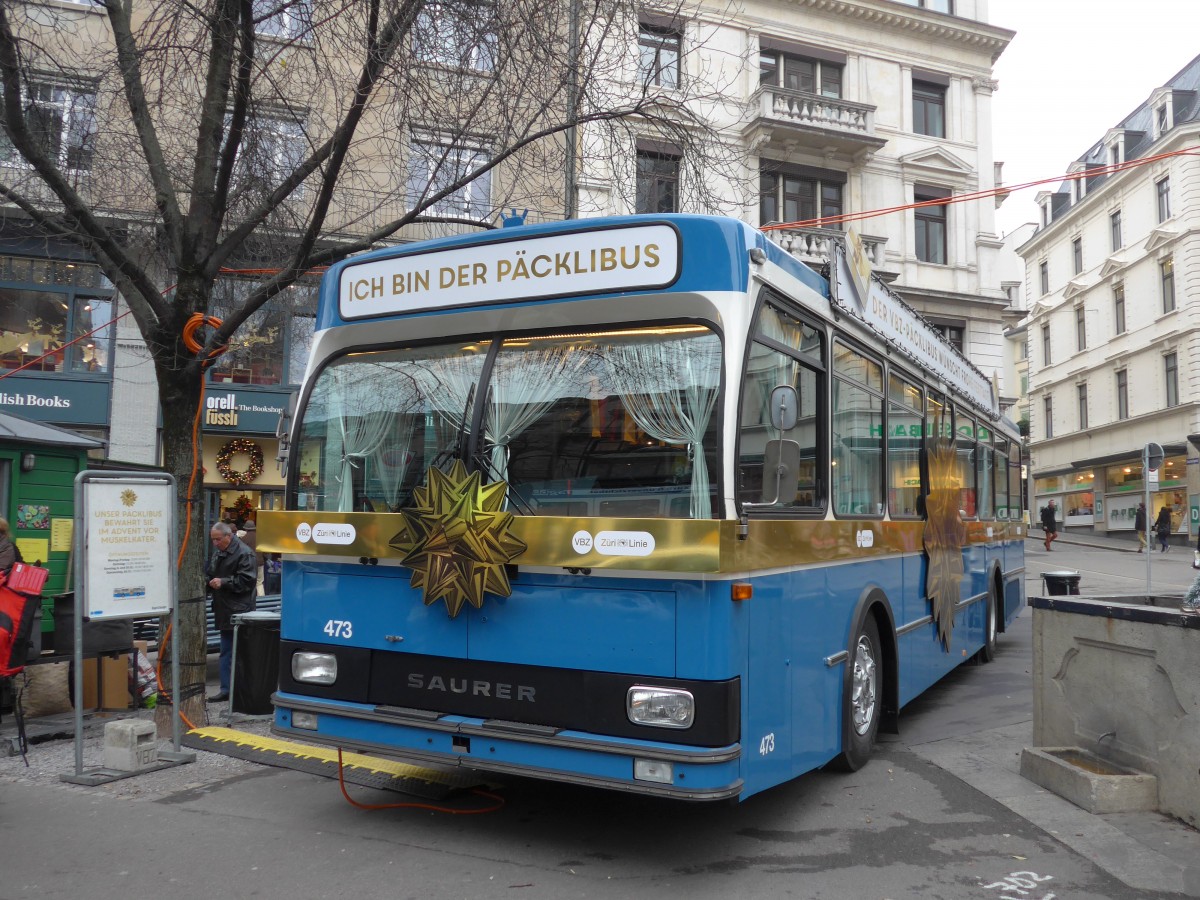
[[81, 477, 174, 619]]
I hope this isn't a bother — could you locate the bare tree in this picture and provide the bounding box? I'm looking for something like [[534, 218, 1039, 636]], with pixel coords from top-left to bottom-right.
[[0, 0, 748, 723]]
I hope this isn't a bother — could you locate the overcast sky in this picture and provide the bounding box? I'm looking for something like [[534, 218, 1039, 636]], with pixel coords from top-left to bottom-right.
[[989, 0, 1198, 237]]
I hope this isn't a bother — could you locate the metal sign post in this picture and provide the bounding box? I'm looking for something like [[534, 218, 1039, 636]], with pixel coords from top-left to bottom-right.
[[61, 471, 195, 786], [1144, 442, 1164, 595]]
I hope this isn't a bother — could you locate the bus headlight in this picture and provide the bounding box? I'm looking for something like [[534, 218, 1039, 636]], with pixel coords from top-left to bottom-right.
[[627, 686, 694, 729], [292, 651, 337, 685]]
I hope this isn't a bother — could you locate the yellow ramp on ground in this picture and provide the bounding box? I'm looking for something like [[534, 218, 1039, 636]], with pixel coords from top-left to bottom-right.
[[184, 726, 484, 798]]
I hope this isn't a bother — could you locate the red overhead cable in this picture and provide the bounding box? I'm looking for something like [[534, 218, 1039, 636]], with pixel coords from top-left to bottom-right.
[[761, 145, 1200, 232]]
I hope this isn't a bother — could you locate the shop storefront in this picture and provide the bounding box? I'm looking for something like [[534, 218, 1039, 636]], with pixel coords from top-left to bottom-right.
[[1034, 442, 1191, 543], [0, 250, 116, 450], [200, 386, 292, 528], [1103, 453, 1187, 537]]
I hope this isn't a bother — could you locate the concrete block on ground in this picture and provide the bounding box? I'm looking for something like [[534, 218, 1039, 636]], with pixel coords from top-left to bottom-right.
[[102, 720, 158, 772]]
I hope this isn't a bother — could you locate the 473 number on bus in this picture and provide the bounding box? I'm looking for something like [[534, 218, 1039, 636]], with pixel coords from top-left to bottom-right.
[[323, 619, 353, 639]]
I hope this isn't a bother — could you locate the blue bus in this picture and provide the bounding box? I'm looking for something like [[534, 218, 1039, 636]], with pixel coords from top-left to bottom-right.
[[259, 214, 1025, 801]]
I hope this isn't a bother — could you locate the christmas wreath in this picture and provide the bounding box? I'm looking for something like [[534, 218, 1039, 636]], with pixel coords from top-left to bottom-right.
[[216, 438, 264, 487]]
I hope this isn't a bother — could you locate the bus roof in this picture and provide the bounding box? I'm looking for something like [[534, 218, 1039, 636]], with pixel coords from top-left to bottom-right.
[[319, 214, 828, 330]]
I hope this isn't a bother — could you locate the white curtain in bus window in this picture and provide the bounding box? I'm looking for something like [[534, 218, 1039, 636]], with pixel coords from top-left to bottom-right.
[[956, 415, 977, 517], [832, 380, 883, 515], [487, 343, 597, 485], [975, 422, 994, 519], [296, 343, 487, 511], [993, 439, 1010, 519], [494, 327, 720, 520], [604, 338, 720, 520], [832, 343, 883, 517], [886, 374, 922, 518]]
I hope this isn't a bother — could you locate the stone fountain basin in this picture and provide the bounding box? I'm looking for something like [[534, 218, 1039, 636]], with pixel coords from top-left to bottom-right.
[[1020, 746, 1158, 814]]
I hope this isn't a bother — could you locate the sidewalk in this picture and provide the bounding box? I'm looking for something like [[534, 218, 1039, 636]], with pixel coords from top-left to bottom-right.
[[915, 720, 1200, 896]]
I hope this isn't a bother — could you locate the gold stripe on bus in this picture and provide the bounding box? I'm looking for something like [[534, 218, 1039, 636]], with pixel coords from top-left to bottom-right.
[[259, 510, 1024, 575]]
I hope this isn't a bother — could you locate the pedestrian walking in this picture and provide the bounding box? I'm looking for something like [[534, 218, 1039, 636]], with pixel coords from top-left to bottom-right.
[[1040, 500, 1058, 551], [1135, 501, 1148, 552], [1155, 505, 1172, 552]]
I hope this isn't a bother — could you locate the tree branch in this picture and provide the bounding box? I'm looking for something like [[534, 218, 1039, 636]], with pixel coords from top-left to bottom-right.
[[104, 0, 186, 259]]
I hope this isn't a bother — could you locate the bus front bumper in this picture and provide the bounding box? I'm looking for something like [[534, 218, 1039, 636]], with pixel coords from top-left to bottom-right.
[[272, 691, 744, 801]]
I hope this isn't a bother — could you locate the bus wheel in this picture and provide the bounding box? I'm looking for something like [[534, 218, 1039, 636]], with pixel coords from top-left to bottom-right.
[[831, 616, 881, 772], [977, 585, 998, 664]]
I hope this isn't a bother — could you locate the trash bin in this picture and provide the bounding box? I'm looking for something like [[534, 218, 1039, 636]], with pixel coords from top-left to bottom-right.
[[232, 611, 281, 715], [1042, 570, 1081, 596]]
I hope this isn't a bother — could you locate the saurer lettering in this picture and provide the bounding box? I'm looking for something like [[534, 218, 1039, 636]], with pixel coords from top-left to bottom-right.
[[407, 673, 536, 702]]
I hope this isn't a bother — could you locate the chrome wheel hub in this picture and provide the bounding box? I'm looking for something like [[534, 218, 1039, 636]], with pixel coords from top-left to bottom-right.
[[851, 634, 878, 736]]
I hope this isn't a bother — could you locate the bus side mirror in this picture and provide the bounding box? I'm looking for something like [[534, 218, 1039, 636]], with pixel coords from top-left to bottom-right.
[[769, 385, 798, 432], [761, 439, 801, 504]]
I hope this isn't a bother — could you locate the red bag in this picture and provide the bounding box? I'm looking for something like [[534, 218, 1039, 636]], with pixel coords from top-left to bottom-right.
[[5, 562, 49, 596], [0, 563, 48, 677]]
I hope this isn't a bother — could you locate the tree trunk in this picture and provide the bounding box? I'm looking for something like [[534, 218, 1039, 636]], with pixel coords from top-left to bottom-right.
[[152, 318, 210, 734]]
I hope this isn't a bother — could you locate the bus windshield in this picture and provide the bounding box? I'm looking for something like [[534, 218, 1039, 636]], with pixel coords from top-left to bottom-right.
[[292, 324, 722, 519]]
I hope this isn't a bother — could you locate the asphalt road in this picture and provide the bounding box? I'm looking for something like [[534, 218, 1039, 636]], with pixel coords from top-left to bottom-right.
[[2, 538, 1197, 900]]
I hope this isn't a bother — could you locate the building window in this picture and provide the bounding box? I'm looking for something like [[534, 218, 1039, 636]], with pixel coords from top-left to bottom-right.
[[914, 185, 948, 264], [930, 322, 963, 352], [1156, 105, 1168, 135], [406, 136, 492, 218], [1039, 261, 1049, 295], [1114, 283, 1125, 335], [1116, 370, 1128, 420], [0, 261, 114, 375], [759, 50, 842, 98], [1041, 323, 1050, 367], [896, 1, 953, 14], [252, 0, 312, 39], [1109, 143, 1121, 167], [1161, 257, 1175, 313], [1156, 176, 1171, 222], [1075, 306, 1086, 352], [638, 22, 681, 89], [1077, 383, 1088, 430], [636, 149, 679, 213], [413, 1, 498, 72], [0, 81, 98, 171], [759, 166, 843, 227], [1110, 210, 1122, 251], [913, 80, 946, 138], [1165, 352, 1179, 408], [1043, 395, 1053, 439], [208, 276, 319, 386], [1072, 237, 1083, 275], [233, 114, 307, 195]]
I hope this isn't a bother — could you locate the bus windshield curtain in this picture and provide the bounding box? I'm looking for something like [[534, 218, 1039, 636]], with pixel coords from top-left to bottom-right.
[[605, 338, 720, 519], [329, 367, 395, 512], [486, 344, 595, 485]]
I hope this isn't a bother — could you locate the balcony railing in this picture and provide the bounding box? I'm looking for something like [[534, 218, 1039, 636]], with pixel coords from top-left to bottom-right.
[[769, 226, 889, 272], [746, 87, 884, 158]]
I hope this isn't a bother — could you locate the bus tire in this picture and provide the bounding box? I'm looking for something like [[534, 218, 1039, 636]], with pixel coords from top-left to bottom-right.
[[977, 584, 998, 664], [831, 615, 881, 772]]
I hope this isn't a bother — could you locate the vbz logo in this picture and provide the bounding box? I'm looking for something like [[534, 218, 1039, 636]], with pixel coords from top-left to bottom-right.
[[855, 529, 874, 548]]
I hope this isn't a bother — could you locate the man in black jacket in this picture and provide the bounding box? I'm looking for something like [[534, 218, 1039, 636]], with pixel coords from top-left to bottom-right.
[[1040, 500, 1058, 551], [206, 522, 257, 702]]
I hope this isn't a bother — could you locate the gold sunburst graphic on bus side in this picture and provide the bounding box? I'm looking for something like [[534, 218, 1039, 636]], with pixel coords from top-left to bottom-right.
[[923, 436, 966, 651], [388, 461, 527, 618]]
